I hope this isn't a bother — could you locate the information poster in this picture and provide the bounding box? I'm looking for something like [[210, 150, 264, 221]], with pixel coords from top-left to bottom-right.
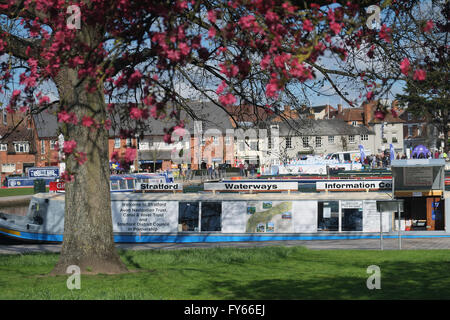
[[403, 167, 433, 186], [245, 201, 294, 233], [111, 201, 178, 233]]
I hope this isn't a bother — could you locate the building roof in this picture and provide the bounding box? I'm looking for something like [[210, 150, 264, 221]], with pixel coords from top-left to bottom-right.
[[277, 119, 374, 137], [33, 111, 59, 138], [31, 101, 236, 139]]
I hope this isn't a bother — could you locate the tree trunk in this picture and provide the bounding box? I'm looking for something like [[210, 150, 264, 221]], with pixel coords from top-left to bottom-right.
[[50, 44, 127, 275]]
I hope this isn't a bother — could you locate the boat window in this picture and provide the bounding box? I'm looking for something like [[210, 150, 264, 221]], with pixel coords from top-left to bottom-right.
[[343, 153, 351, 161], [127, 180, 135, 190], [119, 180, 127, 190], [201, 202, 222, 232], [111, 181, 119, 191], [342, 208, 363, 231], [179, 202, 199, 231], [317, 201, 339, 231]]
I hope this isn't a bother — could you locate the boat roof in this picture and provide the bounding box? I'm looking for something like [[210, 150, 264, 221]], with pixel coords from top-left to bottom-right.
[[34, 191, 400, 202]]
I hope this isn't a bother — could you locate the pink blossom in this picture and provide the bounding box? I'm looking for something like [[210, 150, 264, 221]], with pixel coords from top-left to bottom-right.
[[143, 95, 155, 106], [208, 27, 216, 38], [366, 91, 374, 100], [124, 148, 137, 163], [207, 10, 217, 23], [303, 19, 314, 32], [76, 152, 87, 165], [400, 58, 410, 76], [374, 110, 385, 120], [329, 21, 342, 35], [104, 119, 112, 131], [260, 55, 271, 70], [413, 69, 426, 81], [60, 171, 74, 182], [81, 115, 94, 127], [110, 151, 119, 162], [63, 140, 77, 155], [379, 24, 391, 43], [130, 107, 144, 119], [163, 133, 173, 144], [216, 81, 227, 95], [178, 42, 190, 56], [219, 93, 237, 105], [424, 20, 434, 33], [12, 90, 21, 99]]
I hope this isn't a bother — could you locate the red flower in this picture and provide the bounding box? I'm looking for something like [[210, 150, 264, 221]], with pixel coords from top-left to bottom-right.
[[400, 58, 410, 76], [413, 69, 426, 81], [424, 20, 434, 33], [219, 93, 237, 105], [374, 110, 385, 120], [81, 115, 94, 127], [63, 140, 77, 155], [124, 148, 136, 163], [303, 19, 314, 32]]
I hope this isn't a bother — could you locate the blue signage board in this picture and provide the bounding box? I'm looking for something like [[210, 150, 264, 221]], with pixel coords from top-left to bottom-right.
[[28, 167, 60, 178]]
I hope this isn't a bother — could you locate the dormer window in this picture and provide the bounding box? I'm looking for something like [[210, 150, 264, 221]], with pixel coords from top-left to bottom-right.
[[14, 142, 29, 153]]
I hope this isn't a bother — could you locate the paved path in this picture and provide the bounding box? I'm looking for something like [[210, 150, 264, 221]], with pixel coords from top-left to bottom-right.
[[1, 237, 450, 255]]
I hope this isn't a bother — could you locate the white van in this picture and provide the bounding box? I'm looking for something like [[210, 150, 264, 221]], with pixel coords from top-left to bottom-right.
[[325, 150, 369, 163]]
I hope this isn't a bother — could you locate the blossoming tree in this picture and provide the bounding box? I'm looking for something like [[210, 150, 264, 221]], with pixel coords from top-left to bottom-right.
[[0, 0, 441, 274]]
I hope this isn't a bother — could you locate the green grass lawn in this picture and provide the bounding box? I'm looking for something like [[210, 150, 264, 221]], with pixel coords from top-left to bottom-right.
[[0, 187, 49, 197], [0, 246, 449, 300]]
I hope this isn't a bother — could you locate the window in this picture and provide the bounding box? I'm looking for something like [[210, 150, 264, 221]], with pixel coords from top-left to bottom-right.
[[302, 137, 309, 148], [14, 142, 29, 153], [201, 136, 206, 146], [179, 202, 199, 232], [328, 136, 334, 144], [286, 137, 292, 149], [352, 121, 357, 126], [348, 135, 355, 144], [114, 138, 120, 148], [50, 140, 57, 150], [360, 134, 368, 141], [239, 141, 245, 151], [40, 140, 45, 154], [213, 136, 219, 146], [250, 141, 258, 151], [315, 136, 322, 148], [268, 136, 272, 149], [2, 110, 6, 125], [126, 138, 132, 147], [225, 136, 232, 145], [0, 144, 6, 151], [342, 208, 363, 231], [200, 202, 222, 231], [317, 201, 339, 231]]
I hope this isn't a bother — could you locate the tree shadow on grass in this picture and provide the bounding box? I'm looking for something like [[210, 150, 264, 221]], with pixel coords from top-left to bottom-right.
[[187, 260, 450, 300]]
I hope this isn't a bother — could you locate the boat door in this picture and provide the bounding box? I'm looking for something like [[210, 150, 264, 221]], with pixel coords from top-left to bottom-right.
[[426, 197, 444, 231]]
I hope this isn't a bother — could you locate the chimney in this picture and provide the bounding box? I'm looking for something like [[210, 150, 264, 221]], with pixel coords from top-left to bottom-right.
[[363, 102, 372, 126], [337, 104, 343, 113]]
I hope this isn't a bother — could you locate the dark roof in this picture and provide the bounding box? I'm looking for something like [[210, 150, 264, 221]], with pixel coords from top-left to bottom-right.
[[278, 119, 374, 136], [32, 101, 235, 138], [0, 126, 35, 142], [109, 101, 235, 136], [33, 111, 59, 138]]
